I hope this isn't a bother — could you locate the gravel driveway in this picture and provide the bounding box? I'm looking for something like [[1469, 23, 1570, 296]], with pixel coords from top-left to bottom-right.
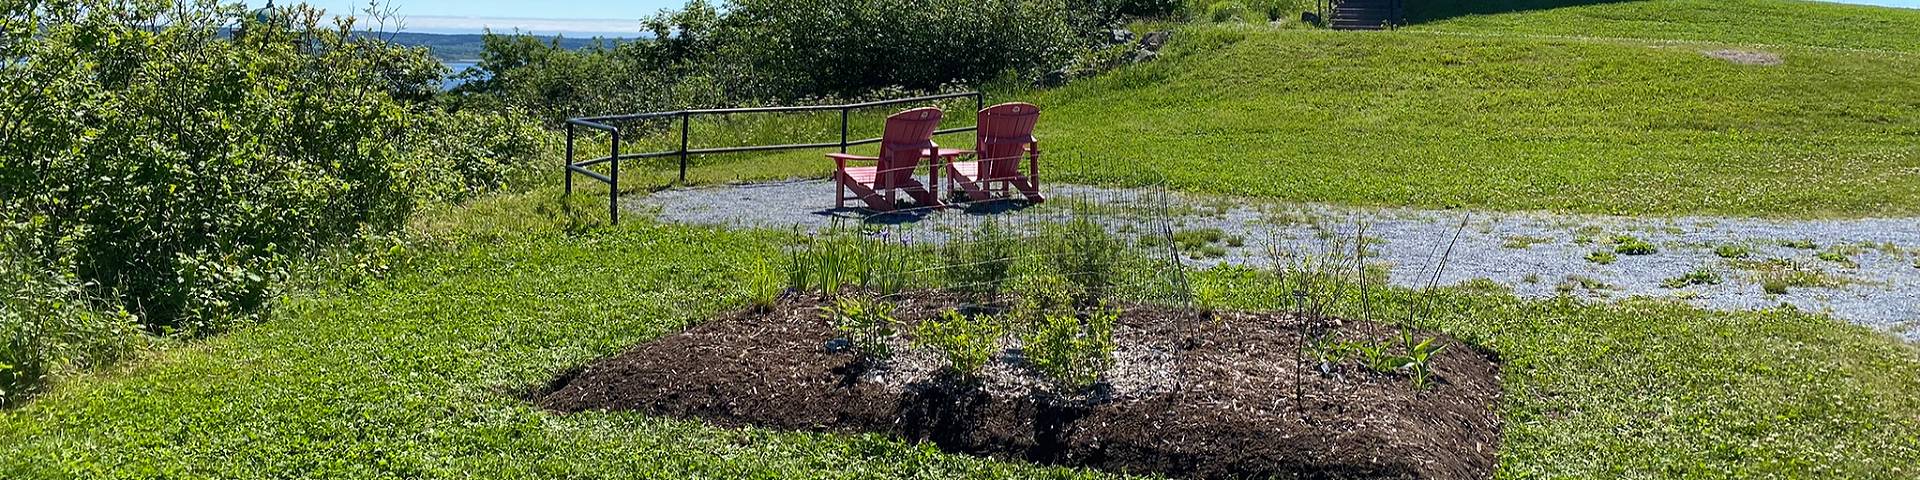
[[627, 180, 1920, 341]]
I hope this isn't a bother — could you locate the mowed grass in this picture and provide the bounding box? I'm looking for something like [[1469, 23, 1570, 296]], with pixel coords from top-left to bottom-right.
[[2, 191, 1918, 478], [616, 20, 1920, 218], [1034, 26, 1920, 217], [1409, 0, 1920, 54]]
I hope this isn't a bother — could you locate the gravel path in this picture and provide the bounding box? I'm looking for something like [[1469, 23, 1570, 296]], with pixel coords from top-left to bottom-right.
[[627, 180, 1920, 341]]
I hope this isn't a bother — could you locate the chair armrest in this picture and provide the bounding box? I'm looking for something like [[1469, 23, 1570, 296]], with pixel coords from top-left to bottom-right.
[[826, 153, 879, 169]]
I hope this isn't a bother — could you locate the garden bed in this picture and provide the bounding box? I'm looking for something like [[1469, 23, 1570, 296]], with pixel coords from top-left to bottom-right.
[[539, 292, 1503, 479]]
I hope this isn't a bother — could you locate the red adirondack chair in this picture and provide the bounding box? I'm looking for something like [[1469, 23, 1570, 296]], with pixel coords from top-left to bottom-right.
[[828, 107, 945, 212], [945, 102, 1045, 204]]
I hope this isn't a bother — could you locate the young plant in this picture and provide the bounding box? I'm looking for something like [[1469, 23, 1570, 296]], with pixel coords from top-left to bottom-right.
[[1354, 339, 1398, 374], [1612, 235, 1657, 256], [1714, 244, 1751, 259], [943, 217, 1016, 295], [1021, 304, 1119, 391], [1585, 250, 1618, 265], [1306, 332, 1354, 374], [1661, 267, 1724, 289], [1816, 245, 1861, 268], [1399, 333, 1447, 390], [914, 309, 1006, 378], [821, 295, 900, 361], [743, 257, 781, 310], [1046, 216, 1124, 305]]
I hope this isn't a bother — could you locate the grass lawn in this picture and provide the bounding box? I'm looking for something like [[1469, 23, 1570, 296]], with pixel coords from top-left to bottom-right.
[[9, 1, 1920, 478], [1408, 0, 1920, 54], [2, 189, 1917, 479], [609, 16, 1920, 219]]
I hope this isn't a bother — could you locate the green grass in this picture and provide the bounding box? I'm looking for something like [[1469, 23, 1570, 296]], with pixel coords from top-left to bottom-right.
[[1409, 0, 1920, 54], [1733, 258, 1848, 295], [4, 191, 1918, 478], [12, 2, 1920, 478], [607, 21, 1920, 218]]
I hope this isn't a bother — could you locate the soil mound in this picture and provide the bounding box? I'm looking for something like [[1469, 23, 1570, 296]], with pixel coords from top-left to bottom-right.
[[540, 293, 1502, 479]]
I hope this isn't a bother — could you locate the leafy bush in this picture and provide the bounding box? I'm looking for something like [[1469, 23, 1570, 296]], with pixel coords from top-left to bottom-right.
[[457, 0, 1082, 121], [914, 309, 1006, 377], [1045, 217, 1126, 305], [822, 295, 900, 361], [1, 2, 544, 335], [1008, 273, 1084, 328], [1021, 304, 1119, 391]]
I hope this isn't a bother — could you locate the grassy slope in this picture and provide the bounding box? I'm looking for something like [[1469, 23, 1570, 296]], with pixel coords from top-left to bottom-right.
[[1033, 26, 1920, 217], [626, 1, 1920, 218], [1409, 0, 1920, 54], [1, 192, 1916, 479]]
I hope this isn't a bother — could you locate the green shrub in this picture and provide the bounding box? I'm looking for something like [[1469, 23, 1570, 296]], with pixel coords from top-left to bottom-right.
[[822, 295, 900, 361], [1045, 217, 1125, 305], [1, 2, 543, 335], [914, 309, 1007, 377], [459, 0, 1082, 121], [1021, 304, 1119, 390], [1009, 273, 1083, 328]]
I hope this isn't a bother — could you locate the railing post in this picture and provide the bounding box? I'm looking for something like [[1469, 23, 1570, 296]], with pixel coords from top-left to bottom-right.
[[679, 112, 690, 185], [564, 122, 575, 196], [839, 108, 850, 153], [610, 128, 621, 225]]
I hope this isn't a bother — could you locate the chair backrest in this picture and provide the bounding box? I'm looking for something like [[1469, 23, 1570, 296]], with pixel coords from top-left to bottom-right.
[[878, 107, 943, 182], [976, 103, 1040, 178]]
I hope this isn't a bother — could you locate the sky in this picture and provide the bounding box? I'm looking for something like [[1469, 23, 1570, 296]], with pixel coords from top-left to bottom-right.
[[274, 0, 1920, 37]]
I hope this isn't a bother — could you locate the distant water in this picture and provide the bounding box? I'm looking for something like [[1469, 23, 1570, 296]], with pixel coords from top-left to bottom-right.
[[441, 60, 478, 90]]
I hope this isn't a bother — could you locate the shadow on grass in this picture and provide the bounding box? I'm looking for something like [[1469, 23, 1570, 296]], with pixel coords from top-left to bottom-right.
[[1404, 0, 1645, 24]]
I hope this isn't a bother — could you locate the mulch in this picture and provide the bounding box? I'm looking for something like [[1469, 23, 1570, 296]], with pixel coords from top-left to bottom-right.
[[538, 292, 1503, 479]]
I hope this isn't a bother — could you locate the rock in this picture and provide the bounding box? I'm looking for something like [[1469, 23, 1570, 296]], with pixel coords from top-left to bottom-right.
[[1132, 49, 1160, 64], [1137, 31, 1171, 53], [1036, 68, 1071, 88], [824, 338, 853, 354], [1109, 29, 1136, 45]]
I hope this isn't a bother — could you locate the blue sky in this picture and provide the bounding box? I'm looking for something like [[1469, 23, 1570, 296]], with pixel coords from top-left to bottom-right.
[[276, 0, 1920, 37]]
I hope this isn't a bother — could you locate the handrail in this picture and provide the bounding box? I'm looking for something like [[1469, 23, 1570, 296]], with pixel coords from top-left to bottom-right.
[[563, 91, 985, 224]]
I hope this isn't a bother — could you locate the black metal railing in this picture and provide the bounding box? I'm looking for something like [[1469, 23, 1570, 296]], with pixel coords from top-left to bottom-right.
[[564, 91, 985, 224]]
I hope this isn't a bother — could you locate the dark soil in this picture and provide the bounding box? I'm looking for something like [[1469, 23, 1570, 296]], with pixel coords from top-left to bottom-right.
[[539, 292, 1503, 479]]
